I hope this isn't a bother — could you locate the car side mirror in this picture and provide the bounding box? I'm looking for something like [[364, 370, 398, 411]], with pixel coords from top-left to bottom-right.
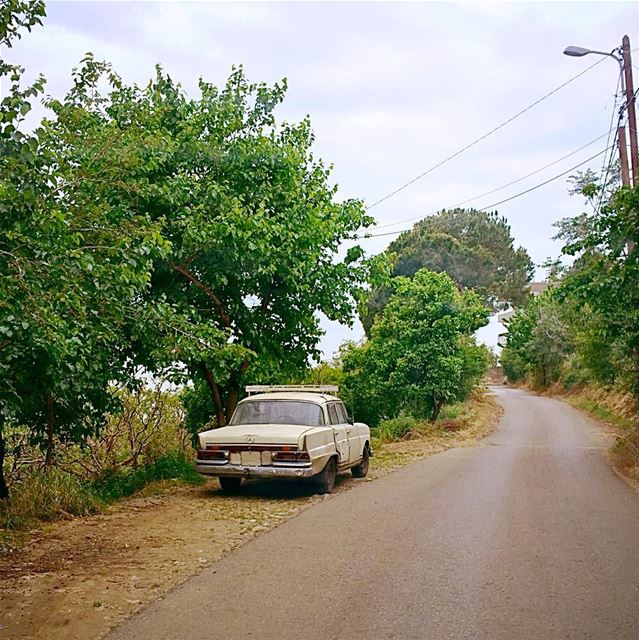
[[347, 416, 354, 425]]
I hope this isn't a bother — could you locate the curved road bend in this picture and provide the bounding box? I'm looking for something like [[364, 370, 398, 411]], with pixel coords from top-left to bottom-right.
[[108, 387, 639, 640]]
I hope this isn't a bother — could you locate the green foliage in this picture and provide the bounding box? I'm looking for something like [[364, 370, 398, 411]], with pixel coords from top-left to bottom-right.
[[92, 453, 204, 504], [500, 293, 570, 386], [555, 183, 639, 392], [344, 270, 490, 424], [1, 9, 171, 498], [1, 467, 101, 530], [375, 416, 423, 443], [43, 61, 378, 427], [361, 209, 534, 333]]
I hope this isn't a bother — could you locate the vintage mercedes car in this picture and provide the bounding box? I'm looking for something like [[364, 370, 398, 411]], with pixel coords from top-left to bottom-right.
[[195, 385, 371, 494]]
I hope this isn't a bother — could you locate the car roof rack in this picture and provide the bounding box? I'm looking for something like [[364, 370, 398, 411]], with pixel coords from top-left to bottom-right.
[[245, 385, 339, 396]]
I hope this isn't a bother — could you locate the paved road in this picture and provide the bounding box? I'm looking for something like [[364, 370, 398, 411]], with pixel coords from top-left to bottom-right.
[[109, 388, 639, 640]]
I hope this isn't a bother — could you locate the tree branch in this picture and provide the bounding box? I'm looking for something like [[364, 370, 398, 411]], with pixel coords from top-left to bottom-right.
[[170, 262, 231, 328]]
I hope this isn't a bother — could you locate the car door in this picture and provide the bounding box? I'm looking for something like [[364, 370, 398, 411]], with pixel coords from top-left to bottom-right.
[[336, 402, 361, 464], [327, 402, 350, 466]]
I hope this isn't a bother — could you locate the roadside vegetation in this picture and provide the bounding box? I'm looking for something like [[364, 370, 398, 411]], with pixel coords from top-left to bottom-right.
[[500, 177, 639, 480]]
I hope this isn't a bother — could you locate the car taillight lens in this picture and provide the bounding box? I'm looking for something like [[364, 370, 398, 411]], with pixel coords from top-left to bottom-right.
[[272, 451, 310, 463], [197, 447, 229, 461]]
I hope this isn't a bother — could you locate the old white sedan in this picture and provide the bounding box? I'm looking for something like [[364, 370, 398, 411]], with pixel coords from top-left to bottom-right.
[[196, 385, 371, 494]]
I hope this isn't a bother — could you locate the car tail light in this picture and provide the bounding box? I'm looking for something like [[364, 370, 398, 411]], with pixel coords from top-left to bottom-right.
[[197, 447, 229, 462], [272, 450, 311, 464]]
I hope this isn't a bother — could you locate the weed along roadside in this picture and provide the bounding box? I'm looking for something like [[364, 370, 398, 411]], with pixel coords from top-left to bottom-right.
[[0, 390, 500, 640]]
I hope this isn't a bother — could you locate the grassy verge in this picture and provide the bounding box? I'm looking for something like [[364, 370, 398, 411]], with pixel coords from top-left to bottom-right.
[[1, 453, 204, 535], [370, 389, 501, 474]]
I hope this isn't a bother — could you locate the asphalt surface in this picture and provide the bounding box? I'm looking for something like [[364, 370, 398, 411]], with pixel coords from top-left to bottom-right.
[[108, 387, 639, 640]]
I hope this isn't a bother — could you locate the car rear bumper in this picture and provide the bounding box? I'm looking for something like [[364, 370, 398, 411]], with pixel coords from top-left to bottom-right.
[[195, 461, 316, 479]]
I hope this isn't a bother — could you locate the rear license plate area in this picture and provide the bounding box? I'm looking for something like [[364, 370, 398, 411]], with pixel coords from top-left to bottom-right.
[[241, 451, 261, 466]]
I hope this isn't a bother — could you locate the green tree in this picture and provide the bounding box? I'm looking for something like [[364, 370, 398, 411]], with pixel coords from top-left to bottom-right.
[[500, 292, 571, 387], [0, 7, 172, 497], [557, 183, 639, 392], [361, 209, 534, 333], [43, 61, 379, 426], [345, 270, 490, 424]]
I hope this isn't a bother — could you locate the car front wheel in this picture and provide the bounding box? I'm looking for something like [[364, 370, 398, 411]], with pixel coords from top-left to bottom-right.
[[351, 444, 370, 478], [219, 476, 242, 492], [315, 457, 337, 494]]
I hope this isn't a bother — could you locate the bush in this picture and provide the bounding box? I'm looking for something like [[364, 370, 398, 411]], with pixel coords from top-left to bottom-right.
[[375, 416, 423, 443], [1, 468, 101, 530], [92, 452, 204, 503], [1, 453, 204, 530]]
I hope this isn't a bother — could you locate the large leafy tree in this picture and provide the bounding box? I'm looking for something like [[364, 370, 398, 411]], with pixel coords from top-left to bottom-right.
[[344, 270, 490, 424], [361, 209, 534, 333], [0, 6, 180, 497], [44, 62, 378, 425]]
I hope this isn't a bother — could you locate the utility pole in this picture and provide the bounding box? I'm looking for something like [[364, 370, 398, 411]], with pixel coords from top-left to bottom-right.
[[618, 126, 630, 186], [621, 35, 638, 185]]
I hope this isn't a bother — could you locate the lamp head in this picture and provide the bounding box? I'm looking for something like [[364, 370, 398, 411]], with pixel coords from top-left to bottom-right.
[[563, 46, 591, 57]]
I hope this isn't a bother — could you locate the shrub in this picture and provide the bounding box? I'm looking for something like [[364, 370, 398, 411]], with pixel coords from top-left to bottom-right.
[[1, 468, 101, 530], [375, 416, 422, 443], [92, 452, 204, 503]]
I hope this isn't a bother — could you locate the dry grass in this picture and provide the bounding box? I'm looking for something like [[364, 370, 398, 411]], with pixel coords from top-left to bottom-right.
[[370, 389, 502, 475]]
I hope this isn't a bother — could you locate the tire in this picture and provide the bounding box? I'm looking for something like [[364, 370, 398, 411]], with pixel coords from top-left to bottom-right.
[[219, 476, 242, 492], [351, 444, 370, 478], [315, 457, 337, 494]]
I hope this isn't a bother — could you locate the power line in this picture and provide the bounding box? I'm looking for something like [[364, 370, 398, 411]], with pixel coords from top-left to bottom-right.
[[357, 145, 612, 239], [371, 131, 612, 231], [595, 86, 639, 213], [365, 56, 607, 211], [594, 71, 623, 213]]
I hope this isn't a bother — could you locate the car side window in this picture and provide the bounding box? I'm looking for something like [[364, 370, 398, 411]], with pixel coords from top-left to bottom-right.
[[327, 403, 339, 425], [336, 403, 348, 423]]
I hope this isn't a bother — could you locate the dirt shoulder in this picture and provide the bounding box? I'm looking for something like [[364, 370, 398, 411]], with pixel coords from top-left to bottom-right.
[[0, 391, 501, 640]]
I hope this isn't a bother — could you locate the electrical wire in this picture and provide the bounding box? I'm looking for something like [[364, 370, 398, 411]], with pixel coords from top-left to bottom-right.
[[594, 71, 623, 213], [365, 56, 607, 211], [370, 131, 612, 231], [595, 86, 639, 214], [357, 145, 613, 239]]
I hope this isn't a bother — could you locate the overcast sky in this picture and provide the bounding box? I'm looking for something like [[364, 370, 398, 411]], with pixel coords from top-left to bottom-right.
[[6, 0, 638, 358]]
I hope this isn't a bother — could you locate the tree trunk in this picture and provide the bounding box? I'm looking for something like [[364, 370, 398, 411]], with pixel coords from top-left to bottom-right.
[[44, 395, 55, 469], [225, 386, 240, 424], [0, 426, 8, 500], [199, 362, 226, 427], [431, 395, 444, 421], [224, 358, 251, 424]]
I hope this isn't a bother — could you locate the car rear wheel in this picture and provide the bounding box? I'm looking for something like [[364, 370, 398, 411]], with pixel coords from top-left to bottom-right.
[[219, 476, 242, 492], [315, 457, 337, 494], [351, 444, 370, 478]]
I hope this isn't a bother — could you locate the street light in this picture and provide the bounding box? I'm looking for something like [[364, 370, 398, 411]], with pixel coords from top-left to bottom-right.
[[563, 45, 622, 63], [563, 39, 637, 187]]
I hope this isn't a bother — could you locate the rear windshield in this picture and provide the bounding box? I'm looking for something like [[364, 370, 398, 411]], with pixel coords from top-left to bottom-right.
[[230, 401, 324, 426]]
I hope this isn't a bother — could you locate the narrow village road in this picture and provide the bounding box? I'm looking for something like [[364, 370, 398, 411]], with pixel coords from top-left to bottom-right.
[[108, 388, 639, 640]]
